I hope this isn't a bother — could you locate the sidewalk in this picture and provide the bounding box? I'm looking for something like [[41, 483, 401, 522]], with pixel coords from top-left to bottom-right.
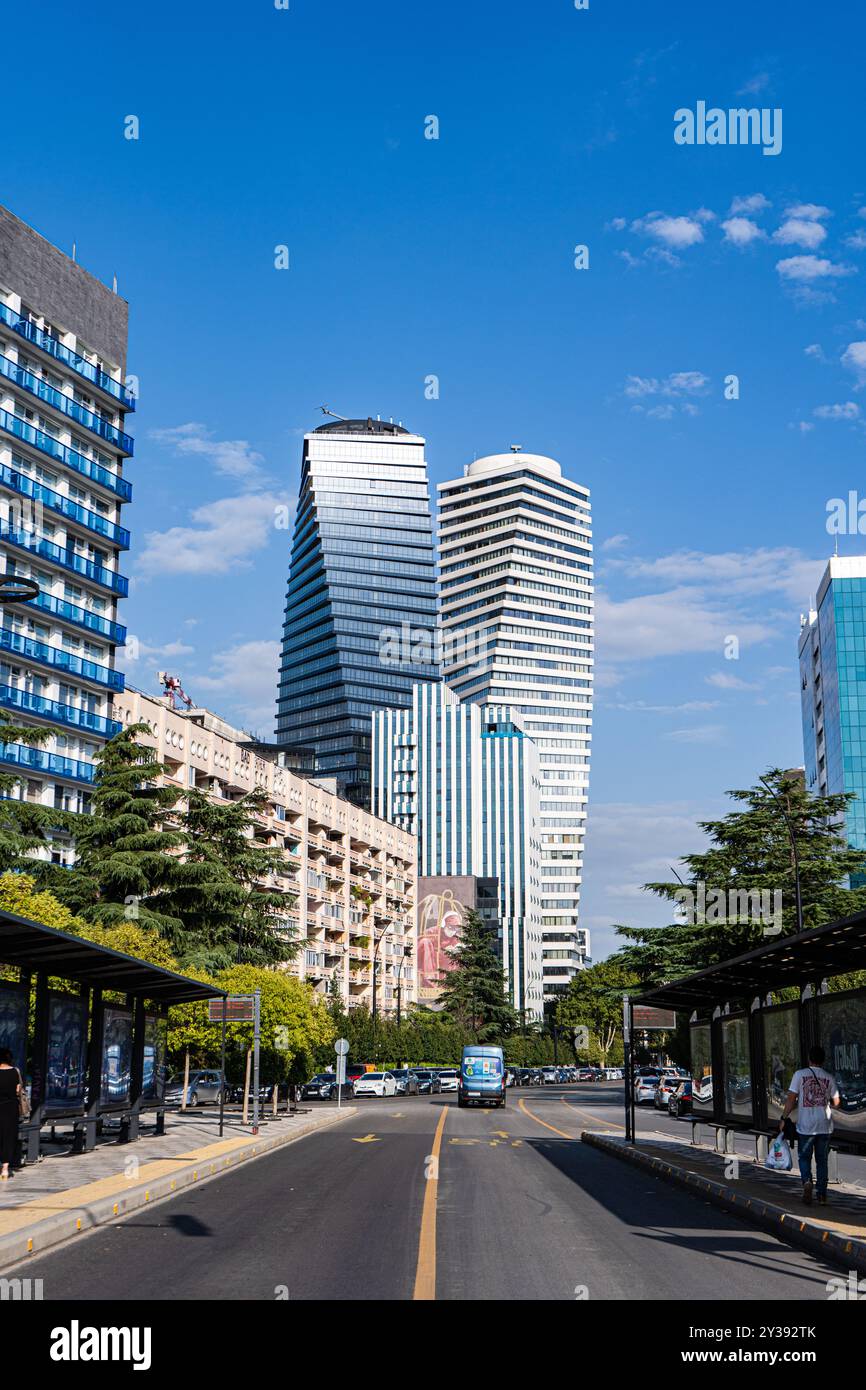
[[0, 1104, 355, 1270], [583, 1128, 866, 1274]]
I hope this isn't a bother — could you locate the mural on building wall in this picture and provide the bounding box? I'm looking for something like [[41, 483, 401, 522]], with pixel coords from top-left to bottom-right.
[[417, 889, 467, 1005]]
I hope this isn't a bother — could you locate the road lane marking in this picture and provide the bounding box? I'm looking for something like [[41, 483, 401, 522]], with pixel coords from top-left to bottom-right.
[[559, 1097, 624, 1132], [413, 1105, 448, 1301], [352, 1134, 380, 1144], [518, 1097, 574, 1139]]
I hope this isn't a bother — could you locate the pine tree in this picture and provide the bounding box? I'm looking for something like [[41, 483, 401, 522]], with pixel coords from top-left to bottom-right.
[[55, 724, 186, 939], [160, 788, 298, 972], [615, 768, 866, 984], [437, 910, 517, 1041]]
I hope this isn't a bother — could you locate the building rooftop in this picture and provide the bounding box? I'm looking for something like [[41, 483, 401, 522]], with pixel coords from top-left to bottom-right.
[[314, 417, 411, 436]]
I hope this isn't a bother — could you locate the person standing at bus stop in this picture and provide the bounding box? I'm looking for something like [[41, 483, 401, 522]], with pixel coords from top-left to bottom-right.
[[0, 1047, 22, 1181], [779, 1045, 841, 1206]]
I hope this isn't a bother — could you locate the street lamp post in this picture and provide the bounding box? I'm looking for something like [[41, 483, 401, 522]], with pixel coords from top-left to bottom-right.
[[395, 941, 413, 1028], [758, 774, 804, 935], [371, 921, 392, 1064]]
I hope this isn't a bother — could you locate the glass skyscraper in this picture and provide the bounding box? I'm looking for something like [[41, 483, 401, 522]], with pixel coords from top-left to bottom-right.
[[437, 451, 593, 1000], [799, 555, 866, 853], [275, 418, 438, 808]]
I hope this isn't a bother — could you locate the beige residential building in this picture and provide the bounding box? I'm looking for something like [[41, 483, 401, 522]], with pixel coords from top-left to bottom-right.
[[117, 686, 417, 1015]]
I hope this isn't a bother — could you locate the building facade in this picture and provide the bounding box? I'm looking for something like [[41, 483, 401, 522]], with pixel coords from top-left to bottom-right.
[[120, 687, 418, 1015], [0, 206, 133, 850], [799, 555, 866, 854], [275, 417, 439, 809], [436, 451, 593, 997], [372, 681, 544, 1018]]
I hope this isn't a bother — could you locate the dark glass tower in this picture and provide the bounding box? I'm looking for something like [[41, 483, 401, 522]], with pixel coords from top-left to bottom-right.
[[275, 418, 439, 807]]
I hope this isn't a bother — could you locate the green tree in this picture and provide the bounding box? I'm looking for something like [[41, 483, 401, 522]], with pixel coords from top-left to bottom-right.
[[159, 789, 298, 973], [437, 910, 517, 1042], [53, 724, 185, 939], [0, 709, 76, 870], [557, 958, 638, 1065], [615, 768, 866, 985]]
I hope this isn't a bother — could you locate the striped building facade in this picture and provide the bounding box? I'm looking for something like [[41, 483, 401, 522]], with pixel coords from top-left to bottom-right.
[[371, 681, 544, 1019]]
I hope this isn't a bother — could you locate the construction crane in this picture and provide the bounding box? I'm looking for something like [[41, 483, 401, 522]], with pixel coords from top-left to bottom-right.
[[159, 672, 193, 710]]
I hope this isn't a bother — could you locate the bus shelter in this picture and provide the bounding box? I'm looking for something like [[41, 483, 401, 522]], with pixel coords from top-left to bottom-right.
[[0, 907, 225, 1160], [626, 909, 866, 1155]]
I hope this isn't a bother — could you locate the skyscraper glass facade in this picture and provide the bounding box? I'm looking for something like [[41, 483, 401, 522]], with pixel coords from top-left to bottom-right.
[[799, 556, 866, 854], [275, 419, 438, 808]]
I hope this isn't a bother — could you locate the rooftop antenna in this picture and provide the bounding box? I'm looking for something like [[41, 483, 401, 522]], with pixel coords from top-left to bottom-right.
[[319, 405, 347, 421], [71, 242, 76, 262]]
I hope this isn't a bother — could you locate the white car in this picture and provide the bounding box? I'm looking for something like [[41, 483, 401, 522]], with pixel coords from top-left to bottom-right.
[[353, 1071, 397, 1098], [437, 1069, 459, 1092], [634, 1075, 660, 1105], [653, 1075, 681, 1109]]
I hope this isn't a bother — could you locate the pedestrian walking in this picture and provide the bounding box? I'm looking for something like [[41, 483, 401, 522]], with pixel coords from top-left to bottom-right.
[[779, 1045, 841, 1205], [0, 1047, 22, 1181]]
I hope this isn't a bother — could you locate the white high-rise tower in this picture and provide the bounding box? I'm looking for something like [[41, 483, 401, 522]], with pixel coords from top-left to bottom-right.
[[437, 450, 593, 999]]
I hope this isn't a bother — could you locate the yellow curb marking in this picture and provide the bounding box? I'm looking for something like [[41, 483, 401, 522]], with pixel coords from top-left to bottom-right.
[[413, 1105, 448, 1302]]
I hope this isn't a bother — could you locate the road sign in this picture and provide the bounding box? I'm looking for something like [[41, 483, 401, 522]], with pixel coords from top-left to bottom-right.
[[335, 1037, 349, 1056], [208, 996, 255, 1022]]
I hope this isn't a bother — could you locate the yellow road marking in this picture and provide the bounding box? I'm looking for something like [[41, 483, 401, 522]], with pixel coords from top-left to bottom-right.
[[413, 1105, 448, 1301], [518, 1097, 574, 1140], [559, 1097, 624, 1132], [351, 1134, 380, 1144]]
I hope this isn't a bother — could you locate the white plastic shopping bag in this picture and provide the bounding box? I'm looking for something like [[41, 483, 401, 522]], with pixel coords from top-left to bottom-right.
[[764, 1135, 793, 1171]]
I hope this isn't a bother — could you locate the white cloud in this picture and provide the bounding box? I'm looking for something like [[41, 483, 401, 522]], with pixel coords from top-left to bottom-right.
[[609, 217, 627, 231], [137, 493, 285, 576], [737, 73, 770, 96], [721, 216, 766, 247], [665, 724, 725, 744], [729, 193, 771, 215], [775, 255, 855, 283], [607, 546, 825, 606], [705, 671, 760, 691], [665, 371, 708, 394], [632, 213, 705, 249], [149, 423, 270, 486], [773, 218, 827, 250], [624, 371, 708, 398], [841, 341, 866, 386], [192, 640, 281, 735], [646, 404, 676, 420], [813, 401, 860, 420], [624, 375, 660, 397], [784, 203, 831, 221], [804, 343, 825, 359], [601, 533, 629, 551], [844, 231, 866, 251]]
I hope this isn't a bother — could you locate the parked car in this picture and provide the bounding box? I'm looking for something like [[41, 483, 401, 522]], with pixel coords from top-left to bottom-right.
[[353, 1071, 398, 1098], [301, 1073, 354, 1102], [414, 1069, 442, 1094], [576, 1067, 594, 1082], [437, 1069, 459, 1092], [541, 1066, 559, 1085], [654, 1075, 681, 1110], [669, 1079, 693, 1117], [633, 1074, 660, 1105], [391, 1069, 420, 1096], [346, 1065, 369, 1087], [165, 1070, 226, 1107]]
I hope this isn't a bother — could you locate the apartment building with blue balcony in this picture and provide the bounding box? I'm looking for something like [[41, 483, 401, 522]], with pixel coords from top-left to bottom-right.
[[0, 205, 132, 846]]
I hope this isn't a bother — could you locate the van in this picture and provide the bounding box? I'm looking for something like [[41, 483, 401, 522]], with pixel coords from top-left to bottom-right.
[[458, 1045, 506, 1108]]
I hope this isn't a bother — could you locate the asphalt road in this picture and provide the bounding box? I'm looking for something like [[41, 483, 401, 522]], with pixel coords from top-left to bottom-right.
[[17, 1084, 851, 1301]]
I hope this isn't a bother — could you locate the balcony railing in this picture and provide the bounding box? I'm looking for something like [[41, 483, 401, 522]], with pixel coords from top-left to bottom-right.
[[0, 684, 120, 738], [0, 627, 124, 690], [0, 303, 136, 410], [0, 741, 96, 783], [0, 464, 130, 548], [0, 527, 128, 596], [0, 354, 134, 453], [0, 410, 132, 501], [28, 589, 125, 645]]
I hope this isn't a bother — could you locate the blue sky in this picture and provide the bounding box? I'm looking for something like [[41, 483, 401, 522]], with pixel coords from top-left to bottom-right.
[[5, 0, 866, 958]]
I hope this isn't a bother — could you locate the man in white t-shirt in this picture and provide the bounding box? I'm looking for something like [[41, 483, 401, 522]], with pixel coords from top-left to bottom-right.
[[779, 1045, 840, 1206]]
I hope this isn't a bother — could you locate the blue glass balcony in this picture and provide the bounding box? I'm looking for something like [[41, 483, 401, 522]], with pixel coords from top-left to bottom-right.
[[0, 464, 130, 549], [0, 684, 120, 738], [0, 627, 124, 691], [0, 354, 134, 454], [0, 410, 132, 502], [0, 527, 128, 596], [0, 303, 135, 411], [27, 589, 126, 645], [0, 741, 96, 784]]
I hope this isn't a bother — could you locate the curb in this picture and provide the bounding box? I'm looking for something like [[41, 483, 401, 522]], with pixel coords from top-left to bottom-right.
[[0, 1106, 357, 1272], [582, 1130, 866, 1277]]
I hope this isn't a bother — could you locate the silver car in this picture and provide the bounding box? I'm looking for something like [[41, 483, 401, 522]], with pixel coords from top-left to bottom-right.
[[165, 1070, 226, 1107]]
